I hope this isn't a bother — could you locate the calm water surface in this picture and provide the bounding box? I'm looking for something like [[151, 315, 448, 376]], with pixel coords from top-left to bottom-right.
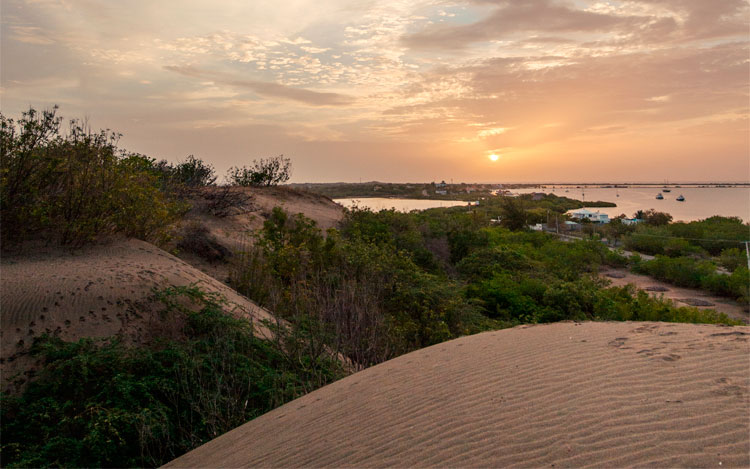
[[336, 187, 750, 222], [334, 198, 468, 212], [514, 187, 750, 222]]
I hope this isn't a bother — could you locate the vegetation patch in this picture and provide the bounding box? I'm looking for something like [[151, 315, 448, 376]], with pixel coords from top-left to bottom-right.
[[0, 286, 345, 468], [0, 107, 186, 247]]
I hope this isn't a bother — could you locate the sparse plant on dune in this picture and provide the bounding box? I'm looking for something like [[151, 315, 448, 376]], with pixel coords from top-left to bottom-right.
[[227, 155, 291, 187]]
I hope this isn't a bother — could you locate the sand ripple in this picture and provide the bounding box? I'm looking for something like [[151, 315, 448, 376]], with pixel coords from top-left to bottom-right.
[[167, 321, 750, 468]]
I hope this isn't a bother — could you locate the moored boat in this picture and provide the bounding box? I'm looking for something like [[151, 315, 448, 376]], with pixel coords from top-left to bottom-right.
[[656, 193, 664, 199], [676, 194, 685, 201]]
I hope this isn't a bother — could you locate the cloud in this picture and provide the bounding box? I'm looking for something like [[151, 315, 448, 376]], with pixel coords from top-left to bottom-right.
[[7, 25, 55, 45], [163, 65, 355, 106], [403, 0, 645, 50], [382, 41, 749, 149], [402, 0, 748, 51]]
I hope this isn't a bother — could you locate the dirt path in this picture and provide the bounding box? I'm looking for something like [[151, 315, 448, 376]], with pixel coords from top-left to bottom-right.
[[600, 267, 749, 323]]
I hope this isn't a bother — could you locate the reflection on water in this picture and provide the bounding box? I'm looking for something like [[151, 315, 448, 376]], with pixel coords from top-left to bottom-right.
[[334, 187, 749, 222], [513, 187, 750, 222], [334, 198, 468, 212]]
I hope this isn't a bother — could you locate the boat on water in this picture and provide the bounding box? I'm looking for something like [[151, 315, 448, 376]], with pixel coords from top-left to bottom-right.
[[662, 188, 671, 192], [676, 194, 685, 201], [656, 193, 664, 200]]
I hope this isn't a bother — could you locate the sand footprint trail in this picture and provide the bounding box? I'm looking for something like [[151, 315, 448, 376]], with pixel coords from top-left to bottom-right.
[[167, 321, 750, 468], [0, 239, 274, 390]]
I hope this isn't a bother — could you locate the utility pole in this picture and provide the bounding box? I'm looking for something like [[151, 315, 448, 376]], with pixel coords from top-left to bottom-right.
[[745, 241, 750, 271]]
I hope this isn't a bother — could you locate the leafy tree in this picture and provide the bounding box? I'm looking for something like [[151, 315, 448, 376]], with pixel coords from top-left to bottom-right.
[[499, 197, 528, 231], [641, 209, 673, 226], [227, 155, 291, 187], [604, 217, 635, 245], [172, 155, 217, 187]]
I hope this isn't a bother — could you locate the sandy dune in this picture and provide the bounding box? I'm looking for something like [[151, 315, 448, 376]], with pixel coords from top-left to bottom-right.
[[184, 186, 344, 253], [0, 238, 274, 391], [168, 321, 750, 468], [174, 185, 345, 281]]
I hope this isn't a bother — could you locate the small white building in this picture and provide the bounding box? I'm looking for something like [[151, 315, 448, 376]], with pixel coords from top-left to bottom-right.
[[621, 218, 643, 226], [568, 208, 610, 224]]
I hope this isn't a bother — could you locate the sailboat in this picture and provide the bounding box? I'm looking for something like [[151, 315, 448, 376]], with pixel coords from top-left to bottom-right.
[[656, 193, 664, 200], [676, 194, 685, 201]]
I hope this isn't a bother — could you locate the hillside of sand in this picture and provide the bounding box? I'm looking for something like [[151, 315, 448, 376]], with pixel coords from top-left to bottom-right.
[[0, 238, 276, 392], [168, 321, 750, 468], [0, 186, 344, 393]]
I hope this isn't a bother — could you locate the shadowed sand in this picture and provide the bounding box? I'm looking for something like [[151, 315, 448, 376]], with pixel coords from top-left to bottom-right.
[[0, 238, 274, 391], [167, 321, 750, 468]]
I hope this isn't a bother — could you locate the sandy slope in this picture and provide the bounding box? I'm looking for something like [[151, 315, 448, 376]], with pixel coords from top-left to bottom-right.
[[184, 186, 344, 253], [0, 238, 274, 392], [168, 321, 750, 468], [174, 185, 345, 281]]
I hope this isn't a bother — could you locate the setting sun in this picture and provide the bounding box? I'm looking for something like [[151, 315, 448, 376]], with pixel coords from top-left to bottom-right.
[[488, 154, 499, 162]]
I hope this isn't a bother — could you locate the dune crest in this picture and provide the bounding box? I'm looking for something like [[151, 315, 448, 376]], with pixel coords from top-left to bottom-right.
[[167, 321, 750, 468]]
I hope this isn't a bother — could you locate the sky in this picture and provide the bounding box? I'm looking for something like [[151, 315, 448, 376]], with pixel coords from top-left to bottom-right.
[[1, 0, 748, 183]]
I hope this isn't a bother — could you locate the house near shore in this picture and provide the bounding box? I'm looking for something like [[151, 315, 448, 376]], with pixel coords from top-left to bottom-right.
[[621, 218, 643, 226], [568, 208, 610, 224]]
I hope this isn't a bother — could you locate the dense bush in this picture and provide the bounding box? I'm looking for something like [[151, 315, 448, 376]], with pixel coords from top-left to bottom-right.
[[0, 107, 185, 246], [633, 256, 748, 302], [459, 234, 737, 325], [231, 207, 495, 367], [170, 155, 217, 187], [0, 286, 344, 468], [719, 247, 748, 272], [227, 155, 291, 187], [623, 216, 748, 257]]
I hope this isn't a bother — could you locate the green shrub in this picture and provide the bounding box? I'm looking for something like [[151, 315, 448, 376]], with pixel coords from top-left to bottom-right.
[[719, 247, 748, 272], [227, 155, 291, 187], [232, 207, 482, 366], [632, 255, 747, 302], [0, 286, 344, 468], [171, 155, 217, 187], [632, 256, 716, 289], [0, 107, 184, 246]]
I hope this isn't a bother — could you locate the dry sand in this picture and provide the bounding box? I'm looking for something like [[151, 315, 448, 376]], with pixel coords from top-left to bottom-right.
[[174, 185, 345, 282], [167, 321, 750, 468], [183, 186, 344, 253], [601, 267, 749, 324], [0, 238, 274, 392], [0, 187, 343, 392]]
